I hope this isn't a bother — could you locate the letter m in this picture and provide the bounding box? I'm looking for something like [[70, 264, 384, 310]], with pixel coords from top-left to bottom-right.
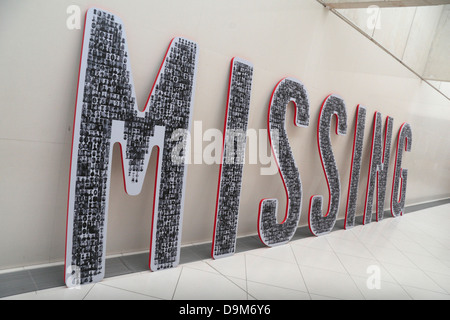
[[64, 8, 199, 286]]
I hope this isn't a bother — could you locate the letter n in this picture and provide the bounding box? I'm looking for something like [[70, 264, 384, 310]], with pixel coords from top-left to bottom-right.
[[363, 112, 393, 224], [64, 8, 199, 286]]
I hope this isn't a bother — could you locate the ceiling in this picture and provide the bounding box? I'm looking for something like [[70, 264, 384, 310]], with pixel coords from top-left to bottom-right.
[[317, 0, 450, 98]]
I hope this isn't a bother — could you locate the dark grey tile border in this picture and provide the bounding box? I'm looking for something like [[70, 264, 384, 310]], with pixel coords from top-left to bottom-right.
[[105, 257, 134, 278], [1, 198, 448, 299], [119, 252, 149, 273], [404, 198, 450, 213], [0, 271, 37, 298], [28, 265, 65, 291]]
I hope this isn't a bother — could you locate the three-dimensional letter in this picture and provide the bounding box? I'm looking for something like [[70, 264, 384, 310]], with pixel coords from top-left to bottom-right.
[[344, 105, 367, 229], [391, 123, 412, 217], [363, 112, 393, 224], [212, 58, 254, 259], [258, 78, 310, 246], [308, 94, 347, 236], [65, 8, 199, 286]]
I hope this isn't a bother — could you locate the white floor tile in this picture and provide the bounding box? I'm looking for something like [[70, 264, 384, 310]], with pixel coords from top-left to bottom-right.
[[226, 276, 247, 293], [172, 267, 247, 300], [423, 271, 450, 294], [421, 244, 450, 262], [1, 284, 95, 300], [408, 234, 450, 255], [291, 245, 347, 274], [32, 284, 94, 300], [309, 293, 339, 300], [350, 225, 397, 249], [182, 260, 221, 274], [300, 265, 364, 300], [245, 244, 298, 264], [365, 244, 416, 268], [351, 275, 411, 300], [381, 262, 447, 294], [402, 286, 450, 300], [326, 236, 375, 259], [246, 281, 310, 300], [335, 253, 396, 283], [245, 254, 307, 292], [206, 254, 247, 279], [83, 283, 157, 300], [98, 268, 182, 300], [389, 236, 434, 257], [402, 252, 450, 276], [430, 234, 450, 250], [326, 228, 360, 241], [291, 234, 334, 252], [442, 260, 450, 270]]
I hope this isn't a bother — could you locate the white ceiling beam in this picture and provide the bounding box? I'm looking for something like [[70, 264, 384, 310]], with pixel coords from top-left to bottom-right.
[[320, 0, 450, 9]]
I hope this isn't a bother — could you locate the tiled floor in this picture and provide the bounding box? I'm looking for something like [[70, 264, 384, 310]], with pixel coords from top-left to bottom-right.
[[2, 203, 450, 300]]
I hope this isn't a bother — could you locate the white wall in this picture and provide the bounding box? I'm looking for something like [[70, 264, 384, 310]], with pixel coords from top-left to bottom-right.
[[337, 4, 450, 86], [0, 0, 449, 270], [423, 4, 450, 81], [337, 5, 444, 73]]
